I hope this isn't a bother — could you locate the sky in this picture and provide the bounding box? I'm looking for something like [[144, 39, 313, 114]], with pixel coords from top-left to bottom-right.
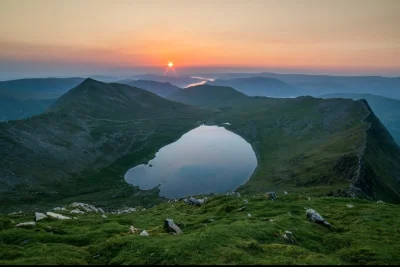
[[1, 0, 399, 79]]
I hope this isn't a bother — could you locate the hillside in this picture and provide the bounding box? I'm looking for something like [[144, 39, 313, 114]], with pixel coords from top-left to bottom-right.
[[321, 93, 400, 145], [169, 86, 400, 203], [1, 79, 400, 213], [0, 77, 84, 121], [210, 77, 299, 97], [167, 84, 248, 108], [116, 79, 181, 97], [0, 195, 399, 264], [0, 78, 214, 211]]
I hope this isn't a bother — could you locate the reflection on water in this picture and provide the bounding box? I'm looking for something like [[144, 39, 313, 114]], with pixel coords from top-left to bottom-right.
[[124, 125, 257, 198]]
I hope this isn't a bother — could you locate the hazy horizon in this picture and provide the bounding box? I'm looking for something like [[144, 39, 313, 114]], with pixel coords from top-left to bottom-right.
[[1, 0, 399, 80]]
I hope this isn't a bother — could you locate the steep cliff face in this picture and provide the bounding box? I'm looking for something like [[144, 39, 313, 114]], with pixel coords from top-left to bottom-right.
[[353, 100, 400, 203]]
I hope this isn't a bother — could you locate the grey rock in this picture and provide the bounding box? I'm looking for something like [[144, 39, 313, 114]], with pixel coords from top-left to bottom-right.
[[70, 209, 85, 214], [140, 230, 149, 236], [16, 222, 36, 227], [283, 230, 295, 244], [46, 212, 71, 220], [164, 219, 183, 234], [306, 209, 331, 227], [266, 192, 277, 200], [35, 212, 47, 221]]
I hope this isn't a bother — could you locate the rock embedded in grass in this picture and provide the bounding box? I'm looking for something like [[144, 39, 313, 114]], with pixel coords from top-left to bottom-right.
[[140, 230, 149, 236], [283, 231, 295, 244], [46, 212, 71, 220], [265, 192, 277, 200], [16, 222, 36, 227], [305, 209, 331, 227], [164, 219, 183, 235], [35, 212, 47, 221]]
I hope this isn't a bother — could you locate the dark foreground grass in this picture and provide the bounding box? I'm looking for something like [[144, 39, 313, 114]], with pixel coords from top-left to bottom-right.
[[1, 194, 399, 265]]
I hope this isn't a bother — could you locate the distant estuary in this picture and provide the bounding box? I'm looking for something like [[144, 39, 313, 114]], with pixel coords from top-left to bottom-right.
[[124, 125, 257, 198]]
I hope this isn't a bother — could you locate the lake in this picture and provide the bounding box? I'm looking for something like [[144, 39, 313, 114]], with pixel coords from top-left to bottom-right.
[[124, 125, 257, 198]]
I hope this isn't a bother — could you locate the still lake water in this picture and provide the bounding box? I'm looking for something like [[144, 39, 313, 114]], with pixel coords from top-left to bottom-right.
[[124, 125, 257, 198]]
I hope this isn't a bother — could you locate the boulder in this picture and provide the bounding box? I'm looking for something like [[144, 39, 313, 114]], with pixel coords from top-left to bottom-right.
[[46, 212, 71, 220], [164, 219, 183, 235], [283, 230, 295, 244], [184, 197, 207, 206], [70, 209, 85, 214], [35, 212, 47, 221], [265, 192, 277, 200], [16, 222, 36, 227], [140, 230, 149, 236], [305, 209, 331, 227]]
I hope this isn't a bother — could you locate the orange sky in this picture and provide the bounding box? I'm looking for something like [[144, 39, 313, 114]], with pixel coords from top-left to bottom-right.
[[1, 0, 399, 76]]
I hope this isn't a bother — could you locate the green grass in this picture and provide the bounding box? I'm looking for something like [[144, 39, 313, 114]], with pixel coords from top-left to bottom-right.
[[1, 194, 399, 265]]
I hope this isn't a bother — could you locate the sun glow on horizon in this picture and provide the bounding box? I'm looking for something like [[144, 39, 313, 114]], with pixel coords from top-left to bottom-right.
[[168, 62, 174, 68]]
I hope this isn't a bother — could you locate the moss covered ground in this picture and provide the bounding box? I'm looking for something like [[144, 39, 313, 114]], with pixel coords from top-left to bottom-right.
[[1, 194, 399, 265]]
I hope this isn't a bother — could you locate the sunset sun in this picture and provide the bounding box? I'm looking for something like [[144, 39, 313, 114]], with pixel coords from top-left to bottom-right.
[[168, 62, 174, 68]]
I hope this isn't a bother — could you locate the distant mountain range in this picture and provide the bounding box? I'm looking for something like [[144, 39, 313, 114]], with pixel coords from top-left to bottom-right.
[[0, 77, 84, 121], [321, 93, 400, 145], [128, 74, 202, 88], [197, 72, 400, 99], [209, 77, 299, 97], [116, 79, 181, 97]]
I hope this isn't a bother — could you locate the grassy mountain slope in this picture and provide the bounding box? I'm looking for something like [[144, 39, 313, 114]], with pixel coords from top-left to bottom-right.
[[0, 77, 85, 121], [210, 77, 299, 97], [167, 84, 248, 107], [0, 79, 214, 212], [0, 195, 399, 264], [116, 79, 181, 97], [321, 93, 400, 145], [170, 86, 400, 202]]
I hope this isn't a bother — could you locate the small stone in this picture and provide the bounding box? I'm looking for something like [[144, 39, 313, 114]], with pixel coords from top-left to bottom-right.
[[16, 222, 36, 227], [102, 214, 107, 218], [140, 230, 149, 236], [142, 208, 146, 211], [377, 200, 384, 204], [284, 191, 289, 195], [243, 199, 248, 204], [35, 212, 47, 221], [73, 217, 78, 219], [346, 204, 354, 208], [130, 225, 140, 234], [247, 213, 252, 217]]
